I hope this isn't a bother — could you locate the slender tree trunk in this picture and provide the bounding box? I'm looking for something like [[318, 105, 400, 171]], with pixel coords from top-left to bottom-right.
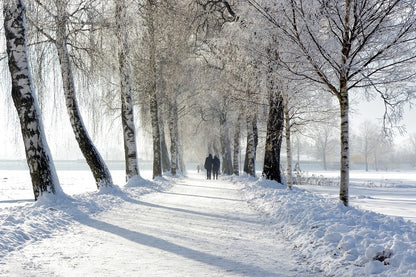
[[55, 0, 112, 188], [146, 0, 162, 179], [296, 136, 300, 168], [179, 141, 185, 174], [245, 114, 256, 176], [339, 88, 349, 206], [262, 89, 284, 183], [283, 93, 293, 188], [233, 113, 241, 175], [115, 0, 139, 180], [253, 113, 258, 163], [175, 102, 181, 173], [323, 145, 327, 170], [150, 94, 162, 179], [338, 0, 351, 206], [244, 139, 248, 173], [364, 141, 369, 171], [244, 114, 257, 174], [169, 99, 178, 176], [220, 114, 233, 175], [3, 0, 62, 200], [159, 117, 171, 172]]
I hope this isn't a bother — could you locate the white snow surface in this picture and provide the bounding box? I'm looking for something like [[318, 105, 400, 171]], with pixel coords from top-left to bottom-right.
[[0, 169, 415, 276]]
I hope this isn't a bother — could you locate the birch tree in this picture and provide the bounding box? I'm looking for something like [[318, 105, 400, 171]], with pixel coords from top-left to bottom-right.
[[115, 0, 140, 181], [250, 0, 416, 205], [232, 113, 242, 175], [3, 0, 62, 200], [53, 0, 113, 188], [312, 124, 337, 170], [168, 96, 179, 175], [283, 90, 293, 187], [145, 0, 162, 179], [358, 121, 380, 171], [244, 113, 257, 176], [26, 0, 114, 188]]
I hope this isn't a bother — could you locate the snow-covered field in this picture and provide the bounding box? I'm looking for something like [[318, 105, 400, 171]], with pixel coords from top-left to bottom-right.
[[0, 165, 415, 276], [297, 170, 416, 223]]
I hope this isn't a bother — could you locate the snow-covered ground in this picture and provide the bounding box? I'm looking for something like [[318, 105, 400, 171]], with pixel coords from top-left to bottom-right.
[[0, 167, 415, 276], [297, 170, 416, 223]]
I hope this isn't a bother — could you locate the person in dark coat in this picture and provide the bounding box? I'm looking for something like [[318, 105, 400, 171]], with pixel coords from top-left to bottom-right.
[[213, 155, 220, 180], [204, 154, 213, 180]]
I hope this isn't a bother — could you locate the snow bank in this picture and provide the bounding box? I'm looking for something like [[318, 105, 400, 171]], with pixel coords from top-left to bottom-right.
[[228, 175, 416, 277], [0, 177, 172, 260]]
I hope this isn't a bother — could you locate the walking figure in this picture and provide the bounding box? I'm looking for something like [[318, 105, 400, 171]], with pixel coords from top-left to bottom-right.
[[204, 154, 213, 180], [213, 155, 220, 180]]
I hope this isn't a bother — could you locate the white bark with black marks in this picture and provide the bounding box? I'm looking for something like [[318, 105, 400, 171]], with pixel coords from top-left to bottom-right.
[[54, 0, 113, 188], [232, 113, 241, 175], [159, 117, 171, 172], [219, 114, 233, 175], [283, 92, 293, 189], [115, 0, 140, 180], [146, 0, 162, 179], [169, 98, 178, 176], [244, 114, 256, 176], [3, 0, 62, 200], [339, 91, 349, 206]]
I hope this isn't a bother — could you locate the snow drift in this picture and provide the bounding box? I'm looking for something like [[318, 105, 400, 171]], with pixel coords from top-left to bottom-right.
[[228, 175, 416, 276]]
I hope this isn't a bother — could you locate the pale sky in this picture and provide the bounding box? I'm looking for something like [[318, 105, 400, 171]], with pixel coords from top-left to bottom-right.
[[352, 97, 416, 140]]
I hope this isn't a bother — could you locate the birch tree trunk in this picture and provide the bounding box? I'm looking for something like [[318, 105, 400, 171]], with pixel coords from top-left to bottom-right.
[[244, 114, 256, 176], [220, 115, 233, 175], [232, 114, 241, 175], [146, 0, 162, 179], [179, 141, 185, 174], [3, 0, 62, 200], [364, 139, 369, 171], [338, 1, 351, 206], [283, 93, 293, 188], [159, 117, 171, 172], [321, 137, 328, 170], [169, 99, 178, 176], [244, 114, 257, 174], [262, 89, 284, 183], [339, 90, 349, 206], [115, 0, 140, 180], [55, 0, 113, 188]]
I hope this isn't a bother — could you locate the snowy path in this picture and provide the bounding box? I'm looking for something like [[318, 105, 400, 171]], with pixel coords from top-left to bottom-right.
[[1, 173, 317, 276]]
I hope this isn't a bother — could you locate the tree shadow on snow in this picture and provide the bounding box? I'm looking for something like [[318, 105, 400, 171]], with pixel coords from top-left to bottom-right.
[[174, 182, 239, 191], [75, 214, 278, 276], [117, 193, 263, 226], [159, 191, 243, 203]]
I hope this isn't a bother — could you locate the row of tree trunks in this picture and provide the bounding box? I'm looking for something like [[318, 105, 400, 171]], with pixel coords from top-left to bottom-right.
[[3, 0, 62, 200], [55, 0, 113, 188]]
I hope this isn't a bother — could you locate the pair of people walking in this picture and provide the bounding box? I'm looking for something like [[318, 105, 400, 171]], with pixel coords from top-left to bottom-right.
[[204, 154, 220, 180]]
